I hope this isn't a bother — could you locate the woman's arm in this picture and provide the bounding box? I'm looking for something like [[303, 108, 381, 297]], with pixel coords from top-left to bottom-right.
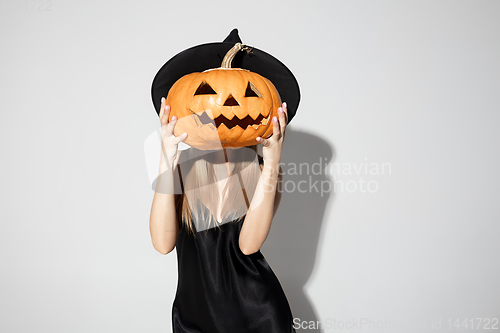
[[239, 103, 287, 255], [239, 163, 283, 255], [149, 156, 181, 255], [149, 98, 187, 255]]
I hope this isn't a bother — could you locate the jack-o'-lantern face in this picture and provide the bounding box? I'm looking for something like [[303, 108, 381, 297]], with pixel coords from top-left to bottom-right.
[[165, 44, 282, 150]]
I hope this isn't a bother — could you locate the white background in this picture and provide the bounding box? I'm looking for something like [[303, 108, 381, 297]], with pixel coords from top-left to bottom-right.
[[1, 0, 499, 332]]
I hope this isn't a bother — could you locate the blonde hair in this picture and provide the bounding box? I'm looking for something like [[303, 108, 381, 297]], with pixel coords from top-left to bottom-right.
[[175, 145, 262, 237]]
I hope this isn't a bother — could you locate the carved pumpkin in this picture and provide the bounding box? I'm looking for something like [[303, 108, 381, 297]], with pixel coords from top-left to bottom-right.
[[165, 43, 282, 150]]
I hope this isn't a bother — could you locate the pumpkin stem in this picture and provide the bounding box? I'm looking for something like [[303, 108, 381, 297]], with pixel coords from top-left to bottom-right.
[[221, 43, 251, 68]]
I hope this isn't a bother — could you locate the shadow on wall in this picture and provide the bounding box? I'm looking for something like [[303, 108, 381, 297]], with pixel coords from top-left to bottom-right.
[[260, 128, 336, 333]]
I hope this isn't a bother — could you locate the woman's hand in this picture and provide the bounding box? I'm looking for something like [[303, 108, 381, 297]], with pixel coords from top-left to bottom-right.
[[256, 102, 287, 166], [159, 97, 187, 169]]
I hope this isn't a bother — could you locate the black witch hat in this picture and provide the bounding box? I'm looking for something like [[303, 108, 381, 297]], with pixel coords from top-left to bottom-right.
[[151, 28, 300, 124]]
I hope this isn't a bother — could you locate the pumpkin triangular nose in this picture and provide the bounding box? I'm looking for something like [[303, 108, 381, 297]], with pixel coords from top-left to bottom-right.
[[223, 94, 239, 106]]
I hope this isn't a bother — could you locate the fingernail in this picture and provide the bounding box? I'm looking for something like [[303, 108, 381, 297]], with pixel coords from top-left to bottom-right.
[[278, 107, 283, 114], [172, 116, 177, 121], [273, 116, 278, 123], [161, 97, 165, 104], [283, 102, 287, 108]]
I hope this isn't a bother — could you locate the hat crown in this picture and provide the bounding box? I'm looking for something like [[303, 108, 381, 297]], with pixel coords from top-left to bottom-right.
[[223, 28, 242, 44]]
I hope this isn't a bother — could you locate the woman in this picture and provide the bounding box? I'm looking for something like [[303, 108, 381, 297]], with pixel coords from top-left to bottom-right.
[[149, 97, 296, 332]]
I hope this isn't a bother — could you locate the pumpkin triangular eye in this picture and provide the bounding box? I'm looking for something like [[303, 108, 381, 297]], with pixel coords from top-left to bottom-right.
[[245, 81, 262, 97], [194, 81, 217, 95]]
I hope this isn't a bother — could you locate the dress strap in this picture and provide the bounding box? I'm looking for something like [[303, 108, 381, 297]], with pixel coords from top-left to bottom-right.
[[236, 170, 250, 209]]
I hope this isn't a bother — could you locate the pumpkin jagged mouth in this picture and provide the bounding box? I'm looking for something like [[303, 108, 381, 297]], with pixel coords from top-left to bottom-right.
[[189, 109, 271, 130]]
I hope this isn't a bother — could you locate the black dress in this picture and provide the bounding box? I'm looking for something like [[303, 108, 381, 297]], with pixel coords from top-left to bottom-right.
[[172, 213, 296, 333]]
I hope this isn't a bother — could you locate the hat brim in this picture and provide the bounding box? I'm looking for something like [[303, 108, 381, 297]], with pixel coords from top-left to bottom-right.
[[151, 42, 300, 124]]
